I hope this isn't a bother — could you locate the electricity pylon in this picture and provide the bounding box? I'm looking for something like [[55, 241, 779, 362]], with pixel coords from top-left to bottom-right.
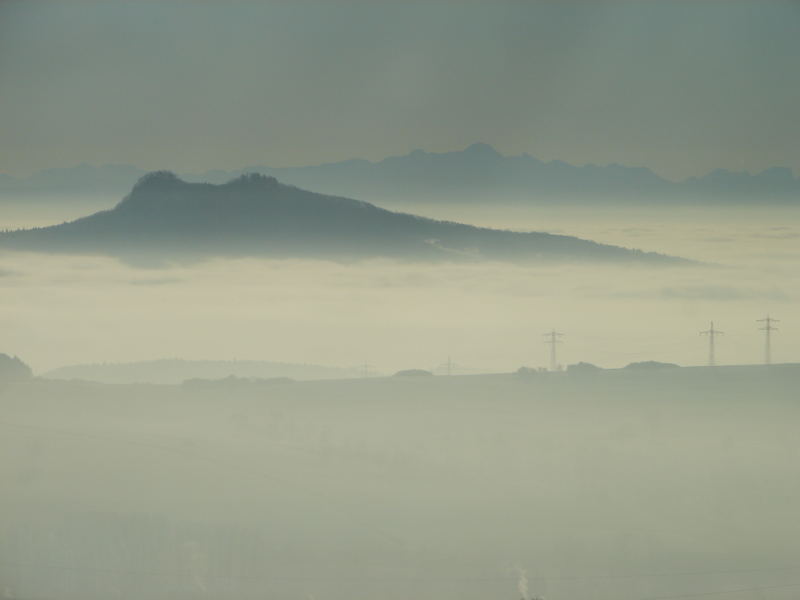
[[434, 357, 456, 375], [757, 315, 779, 365], [700, 321, 723, 366], [543, 329, 564, 371], [361, 362, 375, 378]]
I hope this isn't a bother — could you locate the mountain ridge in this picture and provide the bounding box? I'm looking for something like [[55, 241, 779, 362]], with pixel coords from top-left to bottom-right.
[[1, 144, 797, 204]]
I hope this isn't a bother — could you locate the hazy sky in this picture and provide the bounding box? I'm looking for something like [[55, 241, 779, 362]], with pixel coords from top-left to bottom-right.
[[1, 1, 799, 179]]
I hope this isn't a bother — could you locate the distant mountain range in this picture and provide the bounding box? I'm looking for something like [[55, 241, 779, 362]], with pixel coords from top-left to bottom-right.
[[1, 144, 798, 204], [0, 171, 684, 264]]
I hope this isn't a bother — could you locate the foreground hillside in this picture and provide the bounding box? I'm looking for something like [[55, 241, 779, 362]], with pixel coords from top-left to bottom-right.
[[2, 365, 799, 600], [0, 172, 685, 264]]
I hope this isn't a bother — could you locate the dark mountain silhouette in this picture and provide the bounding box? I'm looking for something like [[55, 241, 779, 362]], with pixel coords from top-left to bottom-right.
[[2, 145, 798, 204], [259, 143, 678, 203], [257, 144, 800, 203], [0, 172, 685, 263]]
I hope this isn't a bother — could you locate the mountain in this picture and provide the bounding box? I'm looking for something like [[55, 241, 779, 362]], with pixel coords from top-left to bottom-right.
[[260, 144, 800, 203], [259, 143, 677, 203], [2, 145, 798, 204], [0, 172, 684, 264]]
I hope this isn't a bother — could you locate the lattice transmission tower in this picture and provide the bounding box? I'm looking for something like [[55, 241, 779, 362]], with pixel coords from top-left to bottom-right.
[[700, 321, 723, 366], [757, 315, 779, 365], [543, 329, 564, 371]]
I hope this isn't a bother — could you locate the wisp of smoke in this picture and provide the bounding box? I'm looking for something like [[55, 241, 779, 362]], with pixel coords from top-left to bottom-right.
[[516, 566, 529, 600]]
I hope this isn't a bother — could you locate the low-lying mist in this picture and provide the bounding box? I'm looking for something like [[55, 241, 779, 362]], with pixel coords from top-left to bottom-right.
[[1, 203, 797, 374]]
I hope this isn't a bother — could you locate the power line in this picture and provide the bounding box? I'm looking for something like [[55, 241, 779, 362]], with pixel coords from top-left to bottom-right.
[[699, 321, 723, 367], [435, 356, 460, 376], [757, 315, 779, 365]]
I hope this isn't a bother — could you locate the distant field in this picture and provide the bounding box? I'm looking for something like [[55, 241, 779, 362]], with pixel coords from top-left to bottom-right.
[[2, 365, 800, 600]]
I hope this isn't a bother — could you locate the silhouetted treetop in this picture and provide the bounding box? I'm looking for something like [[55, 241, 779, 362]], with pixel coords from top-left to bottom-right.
[[624, 361, 680, 370], [0, 353, 33, 380], [131, 170, 182, 191], [393, 369, 434, 377], [224, 173, 279, 187]]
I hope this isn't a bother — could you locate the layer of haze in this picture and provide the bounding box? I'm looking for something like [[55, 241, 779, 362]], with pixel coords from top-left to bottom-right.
[[1, 1, 800, 179], [1, 203, 797, 374]]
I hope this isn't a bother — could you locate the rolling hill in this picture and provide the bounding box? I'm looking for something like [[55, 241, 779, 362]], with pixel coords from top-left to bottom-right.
[[43, 358, 360, 384]]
